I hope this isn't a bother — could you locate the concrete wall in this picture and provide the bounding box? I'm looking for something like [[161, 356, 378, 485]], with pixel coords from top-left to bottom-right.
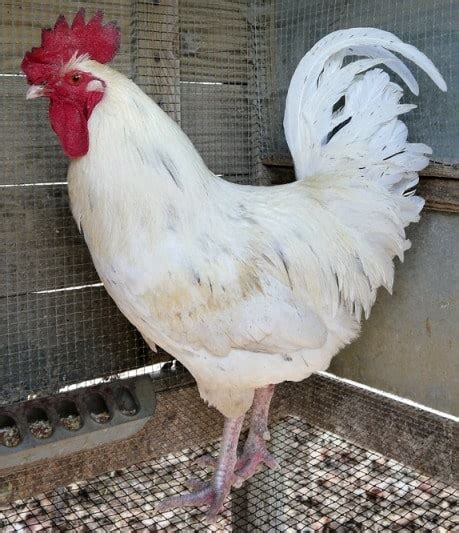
[[329, 211, 458, 416]]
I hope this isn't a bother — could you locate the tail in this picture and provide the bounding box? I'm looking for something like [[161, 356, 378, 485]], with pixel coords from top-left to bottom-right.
[[284, 28, 447, 197], [283, 29, 447, 319]]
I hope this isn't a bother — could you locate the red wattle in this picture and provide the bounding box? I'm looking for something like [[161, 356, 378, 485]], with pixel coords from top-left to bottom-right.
[[49, 100, 89, 158], [48, 92, 102, 158]]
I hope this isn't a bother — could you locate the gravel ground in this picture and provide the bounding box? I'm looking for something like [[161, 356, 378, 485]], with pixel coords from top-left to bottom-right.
[[29, 421, 53, 440], [60, 415, 82, 432], [0, 416, 457, 531], [0, 426, 21, 448]]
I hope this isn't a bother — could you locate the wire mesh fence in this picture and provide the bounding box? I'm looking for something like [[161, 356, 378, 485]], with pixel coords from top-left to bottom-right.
[[1, 415, 457, 531], [1, 1, 152, 405], [252, 0, 458, 166]]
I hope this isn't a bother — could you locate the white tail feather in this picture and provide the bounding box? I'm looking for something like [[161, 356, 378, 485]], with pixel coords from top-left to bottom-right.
[[284, 28, 447, 187]]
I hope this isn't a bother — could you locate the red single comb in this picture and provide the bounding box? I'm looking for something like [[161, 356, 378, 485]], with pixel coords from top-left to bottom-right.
[[21, 9, 121, 84]]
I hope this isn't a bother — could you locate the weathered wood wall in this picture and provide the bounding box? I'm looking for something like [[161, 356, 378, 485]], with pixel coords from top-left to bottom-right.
[[179, 0, 253, 183], [1, 2, 152, 404]]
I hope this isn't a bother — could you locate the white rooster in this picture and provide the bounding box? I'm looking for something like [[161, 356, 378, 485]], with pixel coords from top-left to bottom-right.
[[22, 11, 446, 520]]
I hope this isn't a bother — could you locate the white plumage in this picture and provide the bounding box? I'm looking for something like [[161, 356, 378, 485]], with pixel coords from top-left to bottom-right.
[[66, 28, 445, 420]]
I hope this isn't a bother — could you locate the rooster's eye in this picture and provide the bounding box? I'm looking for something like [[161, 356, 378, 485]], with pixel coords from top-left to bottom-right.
[[71, 73, 82, 85]]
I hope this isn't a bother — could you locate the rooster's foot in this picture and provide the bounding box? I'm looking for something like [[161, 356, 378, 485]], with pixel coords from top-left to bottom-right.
[[155, 479, 231, 522], [233, 441, 279, 487], [156, 415, 244, 522]]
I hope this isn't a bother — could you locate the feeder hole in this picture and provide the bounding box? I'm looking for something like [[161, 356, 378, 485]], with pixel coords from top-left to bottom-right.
[[86, 393, 111, 424], [115, 387, 139, 416], [27, 407, 53, 439], [0, 414, 21, 447], [57, 399, 82, 431]]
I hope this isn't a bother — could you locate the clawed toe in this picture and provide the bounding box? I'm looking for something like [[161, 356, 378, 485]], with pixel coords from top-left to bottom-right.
[[155, 484, 214, 514], [156, 416, 244, 521], [155, 480, 231, 523], [184, 478, 208, 492], [155, 389, 277, 521], [233, 448, 279, 488], [193, 446, 279, 489]]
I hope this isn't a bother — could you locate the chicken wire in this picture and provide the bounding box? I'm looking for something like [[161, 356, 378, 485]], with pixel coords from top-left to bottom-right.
[[1, 1, 150, 405], [1, 415, 457, 531], [251, 0, 458, 166]]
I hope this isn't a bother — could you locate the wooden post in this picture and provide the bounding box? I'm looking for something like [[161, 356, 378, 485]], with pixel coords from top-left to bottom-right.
[[131, 0, 181, 124]]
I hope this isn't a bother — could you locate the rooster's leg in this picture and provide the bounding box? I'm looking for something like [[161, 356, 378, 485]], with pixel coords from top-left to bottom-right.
[[156, 415, 244, 522], [195, 385, 279, 487], [233, 384, 278, 487]]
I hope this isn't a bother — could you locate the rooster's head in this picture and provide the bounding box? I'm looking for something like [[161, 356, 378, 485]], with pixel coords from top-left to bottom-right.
[[21, 9, 121, 158]]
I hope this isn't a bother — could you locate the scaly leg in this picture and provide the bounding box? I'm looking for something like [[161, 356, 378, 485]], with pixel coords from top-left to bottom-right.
[[233, 384, 278, 487], [195, 385, 279, 487], [156, 415, 244, 522]]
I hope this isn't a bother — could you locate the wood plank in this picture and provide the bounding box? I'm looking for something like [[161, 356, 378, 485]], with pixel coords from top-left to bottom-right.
[[0, 286, 156, 405], [0, 185, 99, 297], [417, 177, 459, 213], [1, 377, 455, 501], [179, 0, 248, 84], [0, 1, 132, 75], [424, 162, 459, 179], [132, 0, 180, 123], [181, 82, 251, 175]]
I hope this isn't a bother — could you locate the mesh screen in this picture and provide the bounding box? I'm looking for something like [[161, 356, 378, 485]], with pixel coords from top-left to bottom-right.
[[0, 416, 457, 530], [252, 0, 458, 165]]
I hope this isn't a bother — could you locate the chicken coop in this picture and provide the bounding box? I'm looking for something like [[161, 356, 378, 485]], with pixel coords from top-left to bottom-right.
[[1, 0, 458, 530]]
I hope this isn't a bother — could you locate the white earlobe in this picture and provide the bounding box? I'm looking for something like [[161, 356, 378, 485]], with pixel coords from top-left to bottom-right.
[[86, 79, 105, 92]]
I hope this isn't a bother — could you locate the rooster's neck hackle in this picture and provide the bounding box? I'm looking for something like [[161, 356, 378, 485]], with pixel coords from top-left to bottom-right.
[[70, 61, 217, 204]]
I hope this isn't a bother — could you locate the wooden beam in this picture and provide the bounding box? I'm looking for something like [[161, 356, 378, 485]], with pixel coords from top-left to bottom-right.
[[132, 0, 180, 123], [179, 0, 248, 84], [418, 177, 459, 213], [423, 161, 459, 179]]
